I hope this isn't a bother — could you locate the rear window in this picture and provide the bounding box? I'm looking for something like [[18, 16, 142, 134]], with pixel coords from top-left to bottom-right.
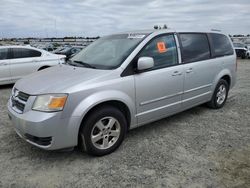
[[180, 33, 210, 63], [12, 48, 42, 59], [211, 33, 234, 57]]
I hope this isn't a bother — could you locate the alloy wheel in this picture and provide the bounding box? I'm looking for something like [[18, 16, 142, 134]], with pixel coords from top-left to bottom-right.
[[91, 117, 121, 150]]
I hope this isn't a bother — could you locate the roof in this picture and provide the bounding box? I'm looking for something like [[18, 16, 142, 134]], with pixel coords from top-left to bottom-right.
[[115, 28, 225, 35], [0, 45, 36, 49], [0, 45, 51, 55]]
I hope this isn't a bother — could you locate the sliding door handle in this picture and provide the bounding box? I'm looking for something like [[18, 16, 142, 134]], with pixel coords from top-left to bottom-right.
[[186, 68, 193, 73], [172, 71, 182, 76]]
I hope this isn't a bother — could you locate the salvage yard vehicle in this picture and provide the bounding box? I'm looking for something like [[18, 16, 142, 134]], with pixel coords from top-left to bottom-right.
[[54, 46, 83, 60], [0, 46, 66, 85], [246, 46, 250, 59], [233, 42, 247, 59], [7, 29, 236, 156]]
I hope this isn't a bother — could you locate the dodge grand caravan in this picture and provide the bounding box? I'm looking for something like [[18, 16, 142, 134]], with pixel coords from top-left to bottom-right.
[[8, 29, 236, 156]]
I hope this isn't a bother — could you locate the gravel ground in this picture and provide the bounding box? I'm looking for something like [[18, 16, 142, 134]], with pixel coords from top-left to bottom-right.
[[0, 59, 250, 188]]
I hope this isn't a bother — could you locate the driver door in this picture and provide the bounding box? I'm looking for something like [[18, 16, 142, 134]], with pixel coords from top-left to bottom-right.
[[134, 34, 184, 125]]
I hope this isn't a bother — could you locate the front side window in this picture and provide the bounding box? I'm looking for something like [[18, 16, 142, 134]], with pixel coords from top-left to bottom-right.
[[211, 33, 234, 57], [12, 48, 41, 59], [180, 33, 210, 63], [0, 48, 9, 60], [71, 34, 147, 69], [137, 34, 178, 69]]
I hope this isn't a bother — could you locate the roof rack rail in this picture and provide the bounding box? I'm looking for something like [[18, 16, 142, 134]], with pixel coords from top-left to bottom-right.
[[211, 29, 221, 32], [154, 24, 168, 30]]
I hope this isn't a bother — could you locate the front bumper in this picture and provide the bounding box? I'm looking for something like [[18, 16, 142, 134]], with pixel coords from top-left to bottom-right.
[[7, 99, 81, 150]]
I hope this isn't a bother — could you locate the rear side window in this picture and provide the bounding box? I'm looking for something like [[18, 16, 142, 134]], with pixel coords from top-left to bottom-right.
[[210, 33, 234, 57], [29, 49, 42, 57], [138, 34, 178, 69], [12, 48, 42, 59], [0, 48, 9, 60], [180, 33, 210, 63]]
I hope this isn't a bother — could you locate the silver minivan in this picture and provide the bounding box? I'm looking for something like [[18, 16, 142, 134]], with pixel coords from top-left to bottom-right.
[[8, 29, 237, 156]]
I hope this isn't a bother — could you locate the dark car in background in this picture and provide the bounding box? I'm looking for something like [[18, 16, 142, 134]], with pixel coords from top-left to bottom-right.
[[233, 43, 247, 59], [54, 46, 83, 59]]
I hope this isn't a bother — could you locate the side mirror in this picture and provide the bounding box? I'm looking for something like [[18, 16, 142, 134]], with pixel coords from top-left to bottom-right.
[[137, 57, 154, 71]]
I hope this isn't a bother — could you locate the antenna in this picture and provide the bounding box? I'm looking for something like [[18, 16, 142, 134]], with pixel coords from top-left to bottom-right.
[[54, 19, 57, 38]]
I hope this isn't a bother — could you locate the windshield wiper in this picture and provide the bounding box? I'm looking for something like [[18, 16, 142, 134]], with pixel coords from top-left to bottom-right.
[[73, 60, 96, 69], [64, 59, 76, 66]]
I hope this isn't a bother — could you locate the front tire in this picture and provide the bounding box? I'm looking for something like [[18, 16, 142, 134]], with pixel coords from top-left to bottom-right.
[[79, 105, 127, 156], [207, 79, 229, 109]]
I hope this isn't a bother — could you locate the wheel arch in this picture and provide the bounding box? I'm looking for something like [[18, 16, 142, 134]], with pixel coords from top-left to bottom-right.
[[38, 66, 50, 71], [221, 75, 231, 88], [213, 69, 232, 91], [80, 100, 131, 130], [76, 100, 132, 147], [70, 90, 136, 146]]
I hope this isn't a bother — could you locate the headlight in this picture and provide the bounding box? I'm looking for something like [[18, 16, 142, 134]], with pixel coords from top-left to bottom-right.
[[32, 94, 68, 112]]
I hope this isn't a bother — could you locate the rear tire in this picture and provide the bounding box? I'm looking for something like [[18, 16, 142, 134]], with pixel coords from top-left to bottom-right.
[[79, 105, 127, 156], [207, 79, 229, 109]]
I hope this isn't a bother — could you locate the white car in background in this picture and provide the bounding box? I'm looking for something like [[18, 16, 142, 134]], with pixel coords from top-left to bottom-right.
[[0, 46, 65, 85], [246, 46, 250, 59]]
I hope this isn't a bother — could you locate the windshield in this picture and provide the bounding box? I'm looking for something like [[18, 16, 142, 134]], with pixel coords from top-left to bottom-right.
[[54, 47, 65, 53], [70, 34, 147, 69], [60, 47, 72, 53]]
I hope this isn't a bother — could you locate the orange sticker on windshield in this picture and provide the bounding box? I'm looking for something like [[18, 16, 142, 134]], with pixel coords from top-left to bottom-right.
[[157, 42, 167, 53]]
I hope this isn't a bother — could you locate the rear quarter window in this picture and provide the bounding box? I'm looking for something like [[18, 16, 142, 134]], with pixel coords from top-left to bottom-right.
[[210, 33, 234, 57], [179, 33, 211, 63]]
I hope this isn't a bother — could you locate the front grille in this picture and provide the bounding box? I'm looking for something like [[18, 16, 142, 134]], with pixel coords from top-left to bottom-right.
[[11, 88, 30, 113], [17, 91, 29, 101], [24, 134, 52, 146]]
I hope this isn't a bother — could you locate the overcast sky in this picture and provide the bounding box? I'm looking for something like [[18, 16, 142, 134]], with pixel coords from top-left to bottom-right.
[[0, 0, 250, 38]]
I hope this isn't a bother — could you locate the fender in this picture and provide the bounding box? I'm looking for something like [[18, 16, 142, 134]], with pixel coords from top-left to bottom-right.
[[70, 90, 137, 139]]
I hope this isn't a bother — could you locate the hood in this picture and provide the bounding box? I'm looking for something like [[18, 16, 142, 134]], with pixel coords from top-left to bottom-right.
[[15, 64, 113, 95]]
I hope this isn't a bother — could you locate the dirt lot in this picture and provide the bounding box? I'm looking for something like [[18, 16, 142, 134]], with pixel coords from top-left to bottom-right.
[[0, 59, 250, 188]]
